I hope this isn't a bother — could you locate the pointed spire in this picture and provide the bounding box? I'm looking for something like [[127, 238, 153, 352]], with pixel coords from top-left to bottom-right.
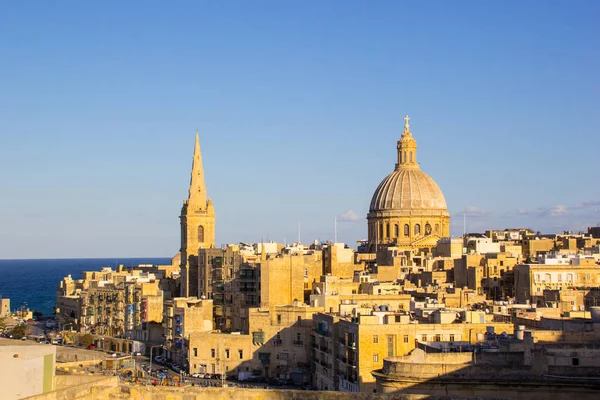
[[188, 130, 207, 207]]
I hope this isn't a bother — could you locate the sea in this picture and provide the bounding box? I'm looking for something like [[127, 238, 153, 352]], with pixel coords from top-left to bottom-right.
[[0, 258, 170, 317]]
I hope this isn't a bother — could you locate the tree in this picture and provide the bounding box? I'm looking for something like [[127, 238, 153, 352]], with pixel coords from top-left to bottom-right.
[[79, 333, 94, 347], [11, 324, 29, 339], [0, 317, 6, 332]]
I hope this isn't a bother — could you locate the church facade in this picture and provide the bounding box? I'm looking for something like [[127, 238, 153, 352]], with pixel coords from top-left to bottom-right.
[[367, 116, 450, 252]]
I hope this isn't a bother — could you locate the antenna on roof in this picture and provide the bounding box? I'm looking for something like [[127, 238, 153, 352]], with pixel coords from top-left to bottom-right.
[[463, 212, 466, 237], [334, 217, 338, 243]]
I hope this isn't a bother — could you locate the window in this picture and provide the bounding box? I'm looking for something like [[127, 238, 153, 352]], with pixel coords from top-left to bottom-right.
[[373, 354, 379, 362], [567, 273, 573, 282], [434, 224, 439, 234], [277, 314, 281, 324], [198, 226, 205, 242], [387, 335, 394, 357], [211, 349, 215, 358], [425, 223, 431, 235], [394, 224, 399, 237], [386, 223, 390, 238], [545, 273, 551, 283], [239, 349, 243, 359], [403, 151, 406, 163], [572, 357, 580, 366], [304, 269, 308, 277], [298, 316, 302, 322], [435, 334, 441, 342], [379, 224, 383, 239], [225, 349, 230, 359], [449, 334, 455, 342], [373, 335, 378, 344], [414, 224, 421, 235], [535, 274, 541, 282], [403, 335, 409, 343], [404, 224, 410, 236], [558, 274, 562, 282], [409, 152, 413, 162], [193, 348, 197, 357], [421, 335, 427, 342]]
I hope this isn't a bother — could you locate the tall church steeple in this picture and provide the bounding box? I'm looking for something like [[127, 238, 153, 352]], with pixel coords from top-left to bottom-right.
[[180, 130, 216, 297], [188, 130, 207, 207]]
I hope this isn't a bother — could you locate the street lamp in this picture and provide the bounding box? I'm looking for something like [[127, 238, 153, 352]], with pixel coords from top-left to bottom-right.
[[149, 345, 162, 375]]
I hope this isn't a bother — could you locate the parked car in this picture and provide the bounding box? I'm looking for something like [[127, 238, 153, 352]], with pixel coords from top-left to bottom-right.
[[87, 344, 96, 350], [191, 373, 204, 378]]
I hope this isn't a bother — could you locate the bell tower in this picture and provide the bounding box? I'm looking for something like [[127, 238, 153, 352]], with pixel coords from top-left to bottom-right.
[[180, 130, 215, 297]]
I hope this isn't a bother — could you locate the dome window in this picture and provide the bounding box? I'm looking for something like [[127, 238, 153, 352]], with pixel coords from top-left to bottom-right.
[[404, 224, 410, 236], [414, 224, 421, 236], [425, 223, 432, 235]]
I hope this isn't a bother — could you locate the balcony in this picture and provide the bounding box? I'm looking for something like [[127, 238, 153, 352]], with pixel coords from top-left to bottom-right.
[[313, 328, 331, 337], [293, 340, 304, 346], [272, 339, 283, 347]]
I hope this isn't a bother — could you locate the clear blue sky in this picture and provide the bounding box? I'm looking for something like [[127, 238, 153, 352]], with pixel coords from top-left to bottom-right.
[[1, 1, 599, 258]]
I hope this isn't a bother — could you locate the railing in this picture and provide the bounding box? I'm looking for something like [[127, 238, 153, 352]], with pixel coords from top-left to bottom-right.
[[294, 340, 304, 346]]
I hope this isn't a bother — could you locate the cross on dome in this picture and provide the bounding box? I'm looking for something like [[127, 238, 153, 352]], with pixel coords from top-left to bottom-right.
[[404, 114, 410, 133]]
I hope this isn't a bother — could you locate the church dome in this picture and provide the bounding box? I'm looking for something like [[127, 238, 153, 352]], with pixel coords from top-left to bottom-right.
[[367, 115, 450, 249], [369, 168, 447, 213]]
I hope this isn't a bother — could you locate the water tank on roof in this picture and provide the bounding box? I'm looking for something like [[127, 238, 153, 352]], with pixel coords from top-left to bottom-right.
[[590, 307, 600, 322]]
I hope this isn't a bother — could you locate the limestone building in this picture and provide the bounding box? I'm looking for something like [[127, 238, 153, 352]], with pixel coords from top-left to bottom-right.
[[367, 116, 450, 252], [181, 131, 216, 298]]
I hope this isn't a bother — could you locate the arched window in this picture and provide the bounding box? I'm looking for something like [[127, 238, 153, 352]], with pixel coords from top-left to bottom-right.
[[409, 152, 413, 162], [414, 224, 421, 235], [386, 223, 390, 238], [425, 223, 432, 235], [379, 223, 383, 240], [403, 151, 406, 163], [434, 224, 439, 234], [394, 224, 399, 237], [404, 224, 410, 236], [198, 225, 205, 242]]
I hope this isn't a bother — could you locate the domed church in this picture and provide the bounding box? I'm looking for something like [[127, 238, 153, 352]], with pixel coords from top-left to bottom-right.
[[367, 116, 450, 252]]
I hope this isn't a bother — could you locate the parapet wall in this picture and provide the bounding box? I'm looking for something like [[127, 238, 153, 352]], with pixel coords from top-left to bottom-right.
[[122, 386, 454, 400]]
